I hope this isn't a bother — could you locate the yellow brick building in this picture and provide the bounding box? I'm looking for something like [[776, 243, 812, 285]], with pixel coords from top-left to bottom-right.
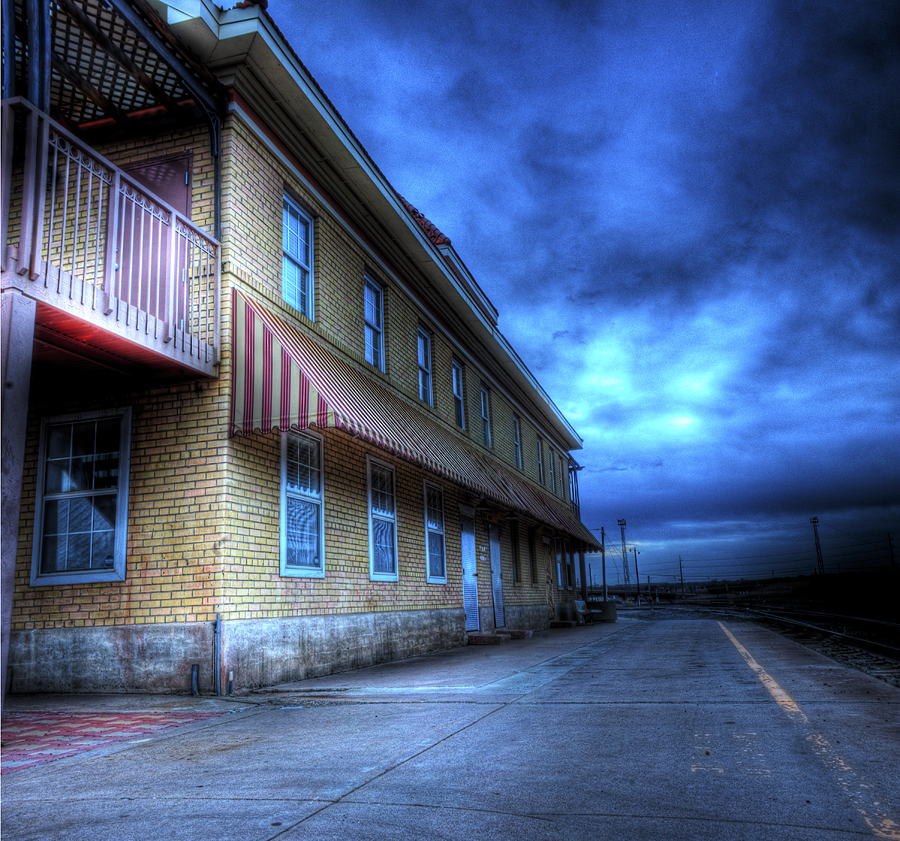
[[1, 0, 598, 695]]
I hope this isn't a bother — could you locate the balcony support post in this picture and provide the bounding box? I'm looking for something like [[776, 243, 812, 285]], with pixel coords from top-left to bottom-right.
[[1, 103, 14, 272], [1, 289, 36, 710]]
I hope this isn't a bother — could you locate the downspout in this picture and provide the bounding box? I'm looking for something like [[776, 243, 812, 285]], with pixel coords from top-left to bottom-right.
[[214, 612, 221, 695]]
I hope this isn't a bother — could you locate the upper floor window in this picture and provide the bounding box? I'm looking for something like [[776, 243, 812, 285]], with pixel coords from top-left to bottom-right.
[[549, 449, 557, 494], [368, 458, 398, 581], [512, 416, 523, 469], [31, 409, 132, 586], [480, 386, 492, 447], [281, 431, 324, 577], [424, 483, 447, 583], [417, 328, 433, 405], [283, 195, 313, 319], [452, 360, 465, 428], [364, 278, 384, 370], [536, 436, 545, 484]]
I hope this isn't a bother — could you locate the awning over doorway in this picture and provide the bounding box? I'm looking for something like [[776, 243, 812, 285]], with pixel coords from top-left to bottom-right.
[[230, 290, 598, 549]]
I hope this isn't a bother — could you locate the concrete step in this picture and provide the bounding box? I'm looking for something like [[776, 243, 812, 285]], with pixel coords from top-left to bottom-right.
[[502, 629, 534, 639], [467, 633, 511, 645]]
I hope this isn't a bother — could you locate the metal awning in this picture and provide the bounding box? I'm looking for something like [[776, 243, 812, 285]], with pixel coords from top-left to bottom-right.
[[230, 290, 598, 549]]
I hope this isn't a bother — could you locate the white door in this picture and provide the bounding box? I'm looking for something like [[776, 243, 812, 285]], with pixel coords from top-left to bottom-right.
[[461, 513, 479, 631], [489, 523, 505, 628]]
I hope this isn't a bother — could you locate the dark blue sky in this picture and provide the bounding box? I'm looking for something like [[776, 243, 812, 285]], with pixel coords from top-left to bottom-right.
[[268, 0, 900, 583]]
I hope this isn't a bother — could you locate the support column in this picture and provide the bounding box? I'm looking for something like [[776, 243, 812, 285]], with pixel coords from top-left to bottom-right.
[[1, 289, 36, 708], [579, 549, 588, 601]]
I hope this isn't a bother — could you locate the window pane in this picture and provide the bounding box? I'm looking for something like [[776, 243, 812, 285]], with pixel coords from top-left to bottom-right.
[[91, 530, 116, 569], [69, 496, 93, 535], [67, 532, 91, 570], [71, 421, 95, 457], [372, 518, 395, 574], [426, 486, 443, 531], [93, 495, 117, 531], [286, 435, 320, 497], [365, 325, 380, 368], [45, 459, 68, 494], [365, 283, 381, 326], [283, 257, 308, 313], [47, 425, 70, 460], [286, 497, 320, 568], [43, 499, 69, 537], [428, 531, 445, 578], [371, 465, 394, 517], [41, 534, 64, 572]]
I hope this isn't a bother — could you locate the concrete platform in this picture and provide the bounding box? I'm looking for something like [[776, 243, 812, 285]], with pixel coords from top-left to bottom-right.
[[3, 618, 898, 840]]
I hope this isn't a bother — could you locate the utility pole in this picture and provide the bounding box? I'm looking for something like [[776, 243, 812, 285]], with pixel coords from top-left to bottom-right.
[[679, 555, 685, 597], [618, 519, 630, 584], [630, 547, 641, 604], [810, 517, 824, 575], [601, 528, 608, 601]]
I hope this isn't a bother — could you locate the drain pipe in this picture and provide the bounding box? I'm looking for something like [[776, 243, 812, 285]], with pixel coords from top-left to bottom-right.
[[214, 613, 221, 696]]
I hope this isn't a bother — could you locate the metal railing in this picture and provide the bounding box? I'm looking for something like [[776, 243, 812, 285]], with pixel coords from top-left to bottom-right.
[[2, 98, 219, 365]]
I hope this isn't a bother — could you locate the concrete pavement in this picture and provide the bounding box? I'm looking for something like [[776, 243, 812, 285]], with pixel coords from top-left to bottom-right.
[[2, 617, 899, 840]]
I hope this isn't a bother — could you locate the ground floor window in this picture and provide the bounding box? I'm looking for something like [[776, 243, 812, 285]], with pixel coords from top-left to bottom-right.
[[281, 431, 324, 576], [31, 408, 131, 586], [369, 457, 398, 581], [424, 482, 446, 583]]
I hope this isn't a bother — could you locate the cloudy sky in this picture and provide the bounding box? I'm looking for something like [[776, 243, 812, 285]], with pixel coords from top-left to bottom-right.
[[268, 0, 900, 584]]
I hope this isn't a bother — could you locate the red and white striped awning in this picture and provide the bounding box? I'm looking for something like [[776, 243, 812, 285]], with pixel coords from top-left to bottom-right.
[[230, 290, 598, 549]]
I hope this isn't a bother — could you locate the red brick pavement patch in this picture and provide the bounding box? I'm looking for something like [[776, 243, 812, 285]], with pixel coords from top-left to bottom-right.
[[1, 711, 224, 774]]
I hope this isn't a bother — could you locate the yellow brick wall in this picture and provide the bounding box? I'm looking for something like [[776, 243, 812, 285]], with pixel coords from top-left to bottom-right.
[[220, 427, 465, 619], [12, 374, 230, 630], [222, 110, 573, 510]]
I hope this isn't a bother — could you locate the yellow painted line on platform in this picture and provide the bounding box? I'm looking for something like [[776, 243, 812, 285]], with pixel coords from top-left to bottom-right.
[[719, 622, 900, 840]]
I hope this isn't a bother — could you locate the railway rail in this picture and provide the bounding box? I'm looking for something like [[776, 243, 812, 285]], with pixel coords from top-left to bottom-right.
[[642, 600, 900, 689]]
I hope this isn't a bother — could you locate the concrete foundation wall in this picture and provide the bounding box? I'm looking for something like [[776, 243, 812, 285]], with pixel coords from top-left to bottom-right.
[[504, 603, 551, 631], [7, 608, 466, 694], [223, 608, 466, 691], [8, 621, 215, 695]]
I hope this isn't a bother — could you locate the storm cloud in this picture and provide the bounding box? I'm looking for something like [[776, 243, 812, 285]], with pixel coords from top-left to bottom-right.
[[271, 0, 900, 581]]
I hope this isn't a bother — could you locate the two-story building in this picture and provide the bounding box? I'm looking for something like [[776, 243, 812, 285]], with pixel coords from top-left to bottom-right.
[[1, 0, 598, 697]]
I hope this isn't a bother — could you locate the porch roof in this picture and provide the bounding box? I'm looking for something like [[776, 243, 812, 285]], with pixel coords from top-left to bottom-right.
[[230, 291, 598, 550]]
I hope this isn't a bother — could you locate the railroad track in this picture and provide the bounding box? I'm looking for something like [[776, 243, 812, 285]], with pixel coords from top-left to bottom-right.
[[646, 601, 900, 689]]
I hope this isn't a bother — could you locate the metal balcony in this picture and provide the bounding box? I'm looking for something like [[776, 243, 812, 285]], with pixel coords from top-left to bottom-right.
[[2, 98, 219, 378]]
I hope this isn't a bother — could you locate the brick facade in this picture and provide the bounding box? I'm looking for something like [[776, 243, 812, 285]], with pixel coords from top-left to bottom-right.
[[5, 2, 592, 694]]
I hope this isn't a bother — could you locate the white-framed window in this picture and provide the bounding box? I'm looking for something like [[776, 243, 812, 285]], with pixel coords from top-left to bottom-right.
[[417, 328, 433, 405], [31, 408, 132, 586], [536, 436, 545, 484], [480, 386, 492, 447], [283, 195, 314, 319], [512, 415, 523, 469], [452, 359, 465, 428], [364, 277, 384, 370], [368, 457, 398, 581], [281, 430, 324, 577], [549, 449, 557, 494], [424, 482, 446, 583]]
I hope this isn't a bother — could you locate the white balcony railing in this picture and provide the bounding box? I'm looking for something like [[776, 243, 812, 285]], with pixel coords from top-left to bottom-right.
[[2, 98, 219, 369]]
